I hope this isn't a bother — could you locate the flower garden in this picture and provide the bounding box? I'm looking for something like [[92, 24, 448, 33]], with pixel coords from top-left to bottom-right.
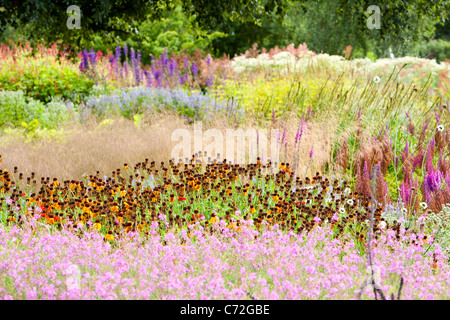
[[0, 41, 450, 300]]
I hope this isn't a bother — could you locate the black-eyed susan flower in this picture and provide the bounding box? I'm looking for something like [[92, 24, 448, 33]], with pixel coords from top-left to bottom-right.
[[93, 220, 101, 230], [210, 213, 219, 224], [105, 231, 114, 241]]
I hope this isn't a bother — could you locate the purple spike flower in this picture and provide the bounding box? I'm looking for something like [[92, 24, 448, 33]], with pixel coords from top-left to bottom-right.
[[190, 62, 198, 76], [153, 70, 162, 88], [115, 46, 121, 61], [143, 70, 151, 86], [295, 113, 306, 144], [161, 48, 169, 70], [80, 49, 89, 72], [425, 167, 444, 195], [400, 181, 410, 204], [169, 58, 177, 76], [88, 48, 97, 66]]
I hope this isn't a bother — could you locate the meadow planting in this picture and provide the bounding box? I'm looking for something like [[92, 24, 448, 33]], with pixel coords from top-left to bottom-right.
[[0, 41, 450, 300]]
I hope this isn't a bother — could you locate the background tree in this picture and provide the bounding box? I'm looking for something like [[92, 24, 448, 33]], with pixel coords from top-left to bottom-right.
[[0, 0, 279, 51], [0, 0, 448, 60]]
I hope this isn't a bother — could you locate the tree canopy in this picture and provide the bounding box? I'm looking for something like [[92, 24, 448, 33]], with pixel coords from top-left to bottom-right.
[[0, 0, 449, 58]]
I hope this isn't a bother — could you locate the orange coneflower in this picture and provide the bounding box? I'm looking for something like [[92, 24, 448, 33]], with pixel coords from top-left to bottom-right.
[[93, 220, 101, 230], [105, 231, 114, 241], [210, 213, 219, 224]]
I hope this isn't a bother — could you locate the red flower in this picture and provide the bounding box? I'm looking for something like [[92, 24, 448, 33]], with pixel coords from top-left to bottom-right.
[[22, 193, 25, 196], [178, 197, 186, 201]]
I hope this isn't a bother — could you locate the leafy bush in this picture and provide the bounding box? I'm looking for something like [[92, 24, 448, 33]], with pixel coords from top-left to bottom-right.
[[0, 42, 95, 103], [416, 39, 450, 63], [0, 90, 72, 129]]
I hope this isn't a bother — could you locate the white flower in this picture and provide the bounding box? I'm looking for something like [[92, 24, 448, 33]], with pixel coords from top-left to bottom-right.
[[401, 207, 407, 213], [339, 207, 346, 214], [420, 202, 428, 210], [373, 76, 381, 83], [347, 199, 354, 206], [437, 125, 444, 132], [344, 188, 351, 194], [379, 221, 387, 229]]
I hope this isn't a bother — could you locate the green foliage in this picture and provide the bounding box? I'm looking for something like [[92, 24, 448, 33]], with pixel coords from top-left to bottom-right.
[[415, 40, 450, 63], [0, 43, 94, 103], [124, 2, 226, 65], [0, 90, 71, 130], [211, 1, 290, 56], [0, 0, 274, 54], [213, 0, 449, 58]]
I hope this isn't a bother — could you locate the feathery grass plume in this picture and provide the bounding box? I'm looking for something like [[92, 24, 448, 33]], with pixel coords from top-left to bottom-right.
[[355, 160, 371, 200], [408, 170, 421, 215], [380, 132, 392, 176], [400, 141, 411, 178], [399, 181, 410, 207], [437, 150, 449, 177], [406, 112, 415, 136], [425, 139, 435, 172], [374, 163, 390, 206], [412, 145, 425, 173], [335, 139, 348, 173], [435, 129, 444, 153], [442, 180, 450, 206], [362, 161, 372, 199], [418, 120, 430, 146]]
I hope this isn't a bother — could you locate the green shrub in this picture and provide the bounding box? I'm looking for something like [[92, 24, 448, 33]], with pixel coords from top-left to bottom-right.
[[416, 39, 450, 63], [0, 42, 95, 103], [94, 1, 226, 65], [0, 90, 72, 129]]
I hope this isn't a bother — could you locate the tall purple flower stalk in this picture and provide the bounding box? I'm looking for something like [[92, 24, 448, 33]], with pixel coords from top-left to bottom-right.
[[88, 48, 97, 66], [190, 62, 198, 76], [80, 49, 89, 73], [169, 58, 177, 77]]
